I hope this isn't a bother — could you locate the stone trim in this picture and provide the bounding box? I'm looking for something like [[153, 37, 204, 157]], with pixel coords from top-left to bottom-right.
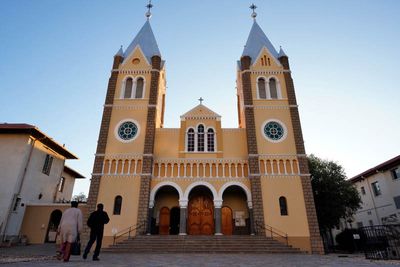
[[281, 56, 324, 254], [240, 56, 265, 234], [136, 56, 162, 232]]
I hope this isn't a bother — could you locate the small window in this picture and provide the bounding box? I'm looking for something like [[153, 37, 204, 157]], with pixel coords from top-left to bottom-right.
[[258, 78, 266, 99], [135, 78, 144, 98], [357, 222, 363, 228], [360, 186, 366, 195], [113, 195, 123, 215], [392, 168, 400, 180], [58, 177, 65, 192], [279, 196, 288, 216], [369, 220, 373, 226], [269, 78, 278, 99], [207, 129, 215, 152], [197, 125, 205, 152], [42, 155, 53, 175], [124, 78, 133, 99], [371, 181, 381, 196], [187, 128, 195, 152]]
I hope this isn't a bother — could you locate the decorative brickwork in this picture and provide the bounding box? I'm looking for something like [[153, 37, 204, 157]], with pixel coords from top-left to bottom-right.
[[240, 56, 265, 234], [136, 56, 161, 233], [280, 55, 324, 254], [84, 55, 123, 243]]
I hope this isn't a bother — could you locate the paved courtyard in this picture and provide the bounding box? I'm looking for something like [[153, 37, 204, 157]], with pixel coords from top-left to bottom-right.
[[1, 244, 400, 266]]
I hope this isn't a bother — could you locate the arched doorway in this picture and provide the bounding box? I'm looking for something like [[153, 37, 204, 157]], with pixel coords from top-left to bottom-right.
[[222, 186, 249, 235], [153, 186, 180, 235], [46, 209, 62, 242], [188, 186, 214, 235]]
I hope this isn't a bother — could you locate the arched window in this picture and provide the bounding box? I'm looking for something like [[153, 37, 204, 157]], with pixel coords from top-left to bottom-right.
[[279, 196, 288, 216], [135, 77, 144, 98], [187, 128, 195, 152], [258, 78, 266, 99], [113, 195, 123, 215], [197, 125, 205, 152], [269, 78, 278, 99], [207, 129, 215, 152], [124, 78, 133, 99]]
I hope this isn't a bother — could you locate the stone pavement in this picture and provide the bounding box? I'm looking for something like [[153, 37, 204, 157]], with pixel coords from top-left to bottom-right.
[[1, 244, 400, 267]]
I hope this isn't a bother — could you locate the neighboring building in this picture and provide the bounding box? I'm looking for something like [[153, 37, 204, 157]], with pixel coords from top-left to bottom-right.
[[349, 155, 400, 228], [0, 123, 84, 243], [85, 6, 323, 253]]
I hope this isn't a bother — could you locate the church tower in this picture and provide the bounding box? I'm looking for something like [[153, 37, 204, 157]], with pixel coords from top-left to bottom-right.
[[86, 3, 166, 237], [236, 5, 323, 253], [86, 3, 323, 254]]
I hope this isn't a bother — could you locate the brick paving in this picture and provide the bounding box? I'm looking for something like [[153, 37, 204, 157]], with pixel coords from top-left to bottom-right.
[[1, 244, 400, 266]]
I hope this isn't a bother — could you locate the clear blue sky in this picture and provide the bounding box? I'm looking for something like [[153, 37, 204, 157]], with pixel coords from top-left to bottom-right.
[[1, 1, 399, 196]]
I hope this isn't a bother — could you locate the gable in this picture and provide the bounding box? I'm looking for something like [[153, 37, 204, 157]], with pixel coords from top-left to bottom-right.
[[120, 46, 152, 69], [181, 104, 221, 121], [252, 47, 283, 69]]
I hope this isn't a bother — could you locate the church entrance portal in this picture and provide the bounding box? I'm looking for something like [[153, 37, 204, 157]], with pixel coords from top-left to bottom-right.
[[188, 187, 214, 235]]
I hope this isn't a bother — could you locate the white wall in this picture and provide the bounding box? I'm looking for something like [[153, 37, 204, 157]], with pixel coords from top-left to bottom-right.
[[0, 135, 31, 237], [5, 140, 66, 237]]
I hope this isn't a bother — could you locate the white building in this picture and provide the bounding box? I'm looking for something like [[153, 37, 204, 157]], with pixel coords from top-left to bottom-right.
[[0, 123, 84, 242], [349, 155, 400, 228]]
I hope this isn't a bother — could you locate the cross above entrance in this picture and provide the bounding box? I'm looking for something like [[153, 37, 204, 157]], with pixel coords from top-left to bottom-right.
[[198, 97, 204, 105]]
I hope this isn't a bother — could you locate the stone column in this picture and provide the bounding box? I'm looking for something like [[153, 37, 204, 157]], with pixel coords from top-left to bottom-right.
[[179, 207, 187, 235], [214, 200, 222, 235], [146, 207, 153, 235], [248, 207, 255, 235]]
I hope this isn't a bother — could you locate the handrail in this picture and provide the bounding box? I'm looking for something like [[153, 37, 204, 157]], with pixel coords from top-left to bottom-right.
[[113, 221, 146, 245], [255, 221, 289, 246]]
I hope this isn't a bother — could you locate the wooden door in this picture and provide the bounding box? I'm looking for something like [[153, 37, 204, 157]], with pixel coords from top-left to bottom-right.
[[188, 195, 214, 235], [159, 207, 170, 235], [221, 206, 233, 235]]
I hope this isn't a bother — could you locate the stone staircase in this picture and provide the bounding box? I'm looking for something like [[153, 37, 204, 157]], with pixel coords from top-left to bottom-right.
[[104, 235, 303, 254]]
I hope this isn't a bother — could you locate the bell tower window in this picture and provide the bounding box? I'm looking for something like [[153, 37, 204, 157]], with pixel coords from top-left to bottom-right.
[[269, 78, 278, 99], [124, 78, 133, 99], [135, 77, 144, 98], [258, 78, 266, 99]]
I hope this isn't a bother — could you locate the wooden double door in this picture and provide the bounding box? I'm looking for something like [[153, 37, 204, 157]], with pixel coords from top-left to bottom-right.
[[188, 195, 214, 235]]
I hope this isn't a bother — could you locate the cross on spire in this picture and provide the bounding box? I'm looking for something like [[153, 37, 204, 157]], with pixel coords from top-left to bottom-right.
[[250, 3, 257, 20], [145, 0, 153, 19], [198, 97, 204, 105]]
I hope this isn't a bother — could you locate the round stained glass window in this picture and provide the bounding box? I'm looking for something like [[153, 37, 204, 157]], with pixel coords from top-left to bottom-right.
[[118, 121, 138, 141], [264, 121, 285, 141]]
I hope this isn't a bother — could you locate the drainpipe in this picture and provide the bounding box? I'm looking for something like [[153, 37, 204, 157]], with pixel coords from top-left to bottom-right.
[[2, 136, 39, 241]]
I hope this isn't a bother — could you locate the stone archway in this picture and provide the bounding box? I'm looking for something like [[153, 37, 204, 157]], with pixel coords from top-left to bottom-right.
[[46, 209, 62, 242]]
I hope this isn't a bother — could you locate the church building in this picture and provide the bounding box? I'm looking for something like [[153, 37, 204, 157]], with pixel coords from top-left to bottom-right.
[[86, 4, 323, 253]]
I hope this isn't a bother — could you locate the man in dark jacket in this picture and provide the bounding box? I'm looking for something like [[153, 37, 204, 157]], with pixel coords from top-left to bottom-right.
[[83, 203, 110, 261]]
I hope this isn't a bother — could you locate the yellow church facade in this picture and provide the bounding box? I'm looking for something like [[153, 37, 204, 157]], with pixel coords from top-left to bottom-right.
[[86, 7, 323, 254]]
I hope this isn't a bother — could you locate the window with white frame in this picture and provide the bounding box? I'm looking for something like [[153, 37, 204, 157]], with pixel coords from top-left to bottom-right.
[[122, 77, 145, 99], [258, 78, 266, 99], [269, 78, 278, 99], [197, 125, 205, 152], [186, 125, 216, 152], [207, 129, 215, 152], [187, 128, 195, 152]]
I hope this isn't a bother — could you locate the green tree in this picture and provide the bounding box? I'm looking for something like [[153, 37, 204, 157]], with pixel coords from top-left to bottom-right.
[[72, 192, 87, 203], [308, 154, 361, 231]]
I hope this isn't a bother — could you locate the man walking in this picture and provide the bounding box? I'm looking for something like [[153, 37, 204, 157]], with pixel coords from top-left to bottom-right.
[[83, 203, 109, 261]]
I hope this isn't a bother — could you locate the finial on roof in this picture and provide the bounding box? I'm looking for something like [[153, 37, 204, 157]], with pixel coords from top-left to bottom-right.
[[145, 0, 153, 20], [278, 46, 287, 57], [250, 3, 257, 20], [198, 97, 204, 105], [115, 45, 124, 57]]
